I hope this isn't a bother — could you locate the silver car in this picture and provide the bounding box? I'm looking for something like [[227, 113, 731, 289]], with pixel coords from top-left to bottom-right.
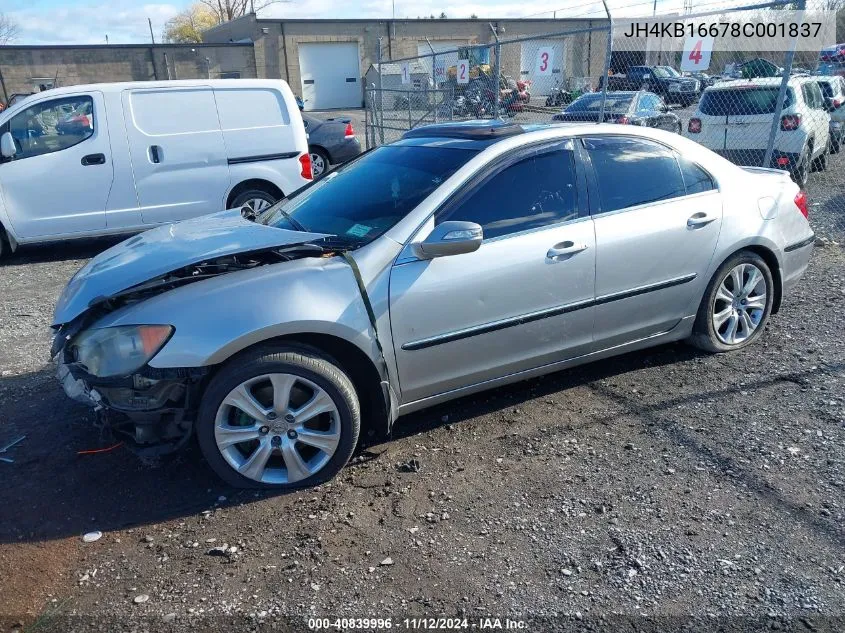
[[52, 121, 815, 489]]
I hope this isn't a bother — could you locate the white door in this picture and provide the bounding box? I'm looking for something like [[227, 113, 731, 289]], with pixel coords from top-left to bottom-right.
[[0, 91, 113, 240], [122, 87, 230, 225], [299, 42, 361, 110], [520, 41, 565, 97]]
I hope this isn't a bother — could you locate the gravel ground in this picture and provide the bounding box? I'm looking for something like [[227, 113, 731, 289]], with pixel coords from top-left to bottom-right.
[[0, 148, 843, 633]]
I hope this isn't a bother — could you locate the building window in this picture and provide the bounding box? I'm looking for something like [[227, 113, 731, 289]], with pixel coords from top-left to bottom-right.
[[219, 71, 242, 79]]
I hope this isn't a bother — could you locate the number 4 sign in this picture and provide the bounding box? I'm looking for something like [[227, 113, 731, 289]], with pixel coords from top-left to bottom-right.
[[681, 35, 714, 71], [535, 46, 554, 76], [456, 60, 470, 85]]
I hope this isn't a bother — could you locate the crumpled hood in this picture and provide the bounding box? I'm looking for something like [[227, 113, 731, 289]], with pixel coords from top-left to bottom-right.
[[53, 209, 329, 325]]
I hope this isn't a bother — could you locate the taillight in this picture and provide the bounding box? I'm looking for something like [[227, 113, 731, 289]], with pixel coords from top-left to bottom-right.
[[688, 117, 701, 133], [344, 122, 355, 138], [794, 190, 809, 219], [299, 153, 313, 180], [833, 97, 843, 108], [780, 114, 801, 131], [616, 115, 630, 124]]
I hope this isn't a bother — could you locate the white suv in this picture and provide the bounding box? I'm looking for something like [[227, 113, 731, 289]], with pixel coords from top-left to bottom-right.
[[685, 76, 830, 187]]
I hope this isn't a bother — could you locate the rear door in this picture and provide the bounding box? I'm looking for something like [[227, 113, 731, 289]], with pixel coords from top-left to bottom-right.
[[584, 136, 723, 347], [122, 86, 230, 225], [0, 91, 113, 239]]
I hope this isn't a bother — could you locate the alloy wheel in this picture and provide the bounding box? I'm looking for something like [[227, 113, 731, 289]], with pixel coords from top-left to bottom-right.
[[712, 263, 767, 346], [310, 152, 327, 178], [214, 373, 341, 485], [240, 197, 272, 220]]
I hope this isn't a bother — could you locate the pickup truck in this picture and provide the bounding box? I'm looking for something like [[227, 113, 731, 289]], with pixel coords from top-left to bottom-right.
[[600, 66, 700, 106]]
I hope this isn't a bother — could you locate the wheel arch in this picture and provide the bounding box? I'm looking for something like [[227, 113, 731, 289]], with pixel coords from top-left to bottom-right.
[[226, 179, 284, 209], [203, 332, 391, 441], [309, 144, 332, 163]]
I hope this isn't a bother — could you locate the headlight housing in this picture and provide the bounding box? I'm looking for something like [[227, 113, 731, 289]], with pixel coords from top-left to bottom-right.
[[70, 325, 174, 378]]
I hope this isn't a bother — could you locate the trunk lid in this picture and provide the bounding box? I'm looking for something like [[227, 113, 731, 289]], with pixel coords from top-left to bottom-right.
[[53, 209, 329, 325]]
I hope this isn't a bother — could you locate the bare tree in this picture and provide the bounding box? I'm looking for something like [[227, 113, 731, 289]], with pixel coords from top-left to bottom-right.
[[0, 12, 19, 45], [198, 0, 288, 22]]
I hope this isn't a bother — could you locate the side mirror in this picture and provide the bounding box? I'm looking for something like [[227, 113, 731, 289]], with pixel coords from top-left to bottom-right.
[[0, 131, 15, 158], [414, 221, 483, 259]]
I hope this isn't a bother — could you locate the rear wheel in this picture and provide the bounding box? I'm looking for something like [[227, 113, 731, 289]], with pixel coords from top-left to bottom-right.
[[831, 133, 841, 154], [791, 148, 809, 188], [196, 344, 360, 489], [689, 251, 774, 353], [309, 147, 330, 178], [0, 226, 8, 260], [811, 141, 828, 172], [231, 188, 279, 221]]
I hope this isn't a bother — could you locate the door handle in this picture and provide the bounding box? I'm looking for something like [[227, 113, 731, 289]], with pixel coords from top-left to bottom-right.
[[149, 145, 162, 164], [81, 153, 106, 166], [547, 241, 589, 260], [687, 212, 717, 229]]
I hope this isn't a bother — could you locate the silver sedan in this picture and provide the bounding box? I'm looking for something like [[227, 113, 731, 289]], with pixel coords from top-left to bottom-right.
[[52, 121, 815, 489]]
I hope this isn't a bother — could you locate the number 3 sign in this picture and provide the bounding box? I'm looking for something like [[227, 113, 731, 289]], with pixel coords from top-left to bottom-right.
[[681, 35, 714, 71], [535, 46, 554, 76]]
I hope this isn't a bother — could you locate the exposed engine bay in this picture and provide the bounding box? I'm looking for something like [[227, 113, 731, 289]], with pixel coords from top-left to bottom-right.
[[53, 243, 337, 462]]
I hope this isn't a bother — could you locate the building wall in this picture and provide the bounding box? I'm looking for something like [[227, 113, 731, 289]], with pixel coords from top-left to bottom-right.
[[203, 17, 611, 99], [0, 44, 255, 99]]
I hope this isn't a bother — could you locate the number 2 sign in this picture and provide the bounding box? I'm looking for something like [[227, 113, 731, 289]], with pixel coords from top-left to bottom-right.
[[535, 46, 554, 76], [681, 35, 714, 71], [457, 60, 470, 85]]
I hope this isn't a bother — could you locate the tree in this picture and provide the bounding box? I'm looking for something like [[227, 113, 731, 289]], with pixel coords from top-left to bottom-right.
[[470, 13, 478, 18], [199, 0, 287, 23], [438, 11, 448, 18], [0, 12, 18, 45], [163, 4, 220, 43]]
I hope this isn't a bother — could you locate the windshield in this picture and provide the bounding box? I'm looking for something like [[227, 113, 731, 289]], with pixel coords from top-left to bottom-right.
[[259, 145, 477, 245], [567, 94, 632, 112], [652, 67, 672, 78], [659, 66, 680, 77], [699, 87, 794, 115]]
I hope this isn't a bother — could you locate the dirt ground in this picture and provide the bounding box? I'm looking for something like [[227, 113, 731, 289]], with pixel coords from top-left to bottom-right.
[[0, 153, 843, 632]]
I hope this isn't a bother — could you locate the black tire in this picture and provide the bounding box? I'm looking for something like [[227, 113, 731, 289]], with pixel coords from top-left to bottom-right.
[[688, 251, 775, 354], [0, 225, 8, 260], [309, 146, 330, 178], [231, 188, 279, 220], [791, 148, 809, 188], [831, 134, 841, 155], [196, 344, 360, 490]]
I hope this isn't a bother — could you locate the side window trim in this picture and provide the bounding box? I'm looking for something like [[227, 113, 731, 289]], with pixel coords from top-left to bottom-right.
[[433, 138, 585, 242]]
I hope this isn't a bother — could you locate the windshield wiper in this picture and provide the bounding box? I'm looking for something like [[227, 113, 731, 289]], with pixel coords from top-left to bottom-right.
[[258, 201, 309, 232]]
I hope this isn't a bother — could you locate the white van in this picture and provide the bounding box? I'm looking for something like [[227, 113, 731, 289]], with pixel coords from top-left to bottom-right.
[[0, 79, 311, 258]]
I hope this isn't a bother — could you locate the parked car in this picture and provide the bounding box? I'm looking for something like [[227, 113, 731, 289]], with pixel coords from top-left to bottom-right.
[[302, 114, 362, 178], [684, 71, 717, 91], [815, 75, 845, 153], [819, 43, 845, 63], [685, 76, 831, 187], [816, 60, 845, 79], [553, 91, 681, 133], [0, 79, 310, 258], [601, 66, 699, 106], [53, 120, 814, 490]]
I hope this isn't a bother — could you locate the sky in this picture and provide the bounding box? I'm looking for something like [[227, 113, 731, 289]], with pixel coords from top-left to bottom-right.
[[3, 0, 710, 45]]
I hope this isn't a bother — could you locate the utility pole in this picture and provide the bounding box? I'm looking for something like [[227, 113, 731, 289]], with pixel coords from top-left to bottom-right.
[[105, 34, 109, 44], [148, 18, 155, 44]]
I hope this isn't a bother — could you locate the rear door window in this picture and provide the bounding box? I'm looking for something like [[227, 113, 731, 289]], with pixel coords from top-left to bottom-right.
[[699, 88, 794, 116], [678, 157, 716, 195], [583, 137, 686, 212]]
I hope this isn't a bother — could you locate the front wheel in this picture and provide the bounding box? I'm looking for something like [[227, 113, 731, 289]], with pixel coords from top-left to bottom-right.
[[196, 345, 360, 489], [689, 252, 774, 353]]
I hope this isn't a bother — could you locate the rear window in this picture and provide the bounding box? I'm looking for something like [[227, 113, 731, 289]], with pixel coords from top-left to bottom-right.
[[260, 145, 476, 244], [698, 87, 794, 116], [568, 94, 632, 112]]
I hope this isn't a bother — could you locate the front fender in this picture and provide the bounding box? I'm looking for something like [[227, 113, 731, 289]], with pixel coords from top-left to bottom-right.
[[95, 255, 377, 370]]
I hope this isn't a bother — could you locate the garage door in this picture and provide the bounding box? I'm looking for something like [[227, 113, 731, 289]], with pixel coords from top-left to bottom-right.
[[299, 42, 361, 110], [520, 41, 565, 97]]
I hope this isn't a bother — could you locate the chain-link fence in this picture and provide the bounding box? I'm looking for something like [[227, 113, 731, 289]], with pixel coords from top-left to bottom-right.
[[365, 0, 843, 206]]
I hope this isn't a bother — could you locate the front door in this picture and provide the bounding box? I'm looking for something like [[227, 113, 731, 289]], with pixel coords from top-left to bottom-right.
[[390, 141, 596, 404], [0, 92, 113, 239], [122, 87, 230, 225], [582, 136, 723, 347]]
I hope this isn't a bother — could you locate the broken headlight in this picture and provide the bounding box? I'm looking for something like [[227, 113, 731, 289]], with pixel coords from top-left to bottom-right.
[[70, 325, 174, 378]]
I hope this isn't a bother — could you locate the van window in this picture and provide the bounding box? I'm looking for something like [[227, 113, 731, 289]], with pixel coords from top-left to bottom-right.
[[4, 95, 94, 161], [215, 88, 290, 130], [699, 87, 794, 116], [128, 88, 219, 135]]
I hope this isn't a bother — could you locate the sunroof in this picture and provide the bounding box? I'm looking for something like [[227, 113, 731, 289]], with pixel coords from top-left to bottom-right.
[[402, 120, 525, 141]]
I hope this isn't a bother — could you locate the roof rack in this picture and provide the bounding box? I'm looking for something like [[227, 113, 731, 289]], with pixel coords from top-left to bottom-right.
[[402, 120, 525, 141]]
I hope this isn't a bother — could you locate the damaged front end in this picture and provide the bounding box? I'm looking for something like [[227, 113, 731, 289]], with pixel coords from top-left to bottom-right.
[[52, 244, 331, 461]]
